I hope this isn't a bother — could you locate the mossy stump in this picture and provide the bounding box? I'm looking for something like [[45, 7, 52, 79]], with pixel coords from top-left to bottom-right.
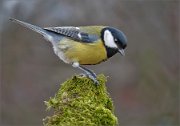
[[43, 74, 118, 126]]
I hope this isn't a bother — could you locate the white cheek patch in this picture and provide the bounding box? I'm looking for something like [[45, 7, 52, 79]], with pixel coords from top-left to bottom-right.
[[104, 30, 117, 48]]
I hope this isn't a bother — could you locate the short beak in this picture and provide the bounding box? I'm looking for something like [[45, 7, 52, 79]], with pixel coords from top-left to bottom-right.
[[118, 49, 125, 56]]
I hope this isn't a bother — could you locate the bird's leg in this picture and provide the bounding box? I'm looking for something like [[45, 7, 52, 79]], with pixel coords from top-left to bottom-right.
[[72, 62, 98, 85], [78, 66, 98, 84]]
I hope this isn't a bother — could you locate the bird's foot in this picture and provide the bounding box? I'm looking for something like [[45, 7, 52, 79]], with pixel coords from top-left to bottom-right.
[[79, 73, 99, 85], [73, 64, 99, 85], [87, 73, 99, 85]]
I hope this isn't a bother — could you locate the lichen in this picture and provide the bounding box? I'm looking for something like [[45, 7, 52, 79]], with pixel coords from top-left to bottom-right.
[[43, 74, 118, 126]]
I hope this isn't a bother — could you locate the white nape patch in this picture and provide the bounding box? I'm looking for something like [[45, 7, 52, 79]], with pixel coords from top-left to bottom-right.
[[104, 30, 117, 48], [72, 62, 79, 68]]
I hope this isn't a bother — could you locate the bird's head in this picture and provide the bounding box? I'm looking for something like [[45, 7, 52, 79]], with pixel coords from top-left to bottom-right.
[[101, 27, 127, 58]]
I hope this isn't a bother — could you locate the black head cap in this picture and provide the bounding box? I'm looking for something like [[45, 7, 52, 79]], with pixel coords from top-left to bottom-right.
[[106, 27, 127, 49], [101, 27, 127, 57]]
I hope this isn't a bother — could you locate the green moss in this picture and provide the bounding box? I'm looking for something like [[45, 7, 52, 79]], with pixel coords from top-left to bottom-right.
[[43, 74, 118, 126]]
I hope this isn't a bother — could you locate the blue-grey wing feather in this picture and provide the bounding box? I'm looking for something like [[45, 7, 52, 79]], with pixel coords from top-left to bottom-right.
[[44, 27, 98, 43]]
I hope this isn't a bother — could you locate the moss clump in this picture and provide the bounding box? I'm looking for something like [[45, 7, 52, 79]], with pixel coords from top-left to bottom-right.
[[43, 74, 118, 126]]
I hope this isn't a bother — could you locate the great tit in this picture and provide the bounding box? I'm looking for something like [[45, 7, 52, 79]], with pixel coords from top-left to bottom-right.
[[10, 18, 127, 84]]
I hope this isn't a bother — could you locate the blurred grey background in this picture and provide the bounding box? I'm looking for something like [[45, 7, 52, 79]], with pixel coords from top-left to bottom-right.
[[0, 0, 179, 126]]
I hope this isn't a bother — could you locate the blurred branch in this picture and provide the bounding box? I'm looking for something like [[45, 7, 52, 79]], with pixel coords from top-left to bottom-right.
[[43, 74, 118, 126]]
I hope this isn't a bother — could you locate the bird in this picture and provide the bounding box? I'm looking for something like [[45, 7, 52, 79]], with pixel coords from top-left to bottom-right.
[[10, 18, 127, 85]]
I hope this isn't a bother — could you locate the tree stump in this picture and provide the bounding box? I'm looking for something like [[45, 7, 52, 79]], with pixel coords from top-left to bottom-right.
[[43, 74, 118, 126]]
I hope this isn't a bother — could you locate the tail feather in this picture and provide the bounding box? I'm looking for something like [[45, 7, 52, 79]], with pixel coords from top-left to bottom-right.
[[9, 18, 47, 36]]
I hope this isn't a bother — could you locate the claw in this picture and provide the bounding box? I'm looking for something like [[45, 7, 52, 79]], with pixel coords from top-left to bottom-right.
[[79, 73, 99, 85], [86, 73, 99, 85], [74, 64, 99, 85], [94, 79, 99, 85]]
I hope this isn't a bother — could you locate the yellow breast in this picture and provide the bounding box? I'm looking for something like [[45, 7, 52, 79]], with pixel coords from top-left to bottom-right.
[[58, 39, 107, 65]]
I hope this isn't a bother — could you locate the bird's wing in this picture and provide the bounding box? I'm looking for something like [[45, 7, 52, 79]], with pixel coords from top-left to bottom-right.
[[44, 26, 99, 43]]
